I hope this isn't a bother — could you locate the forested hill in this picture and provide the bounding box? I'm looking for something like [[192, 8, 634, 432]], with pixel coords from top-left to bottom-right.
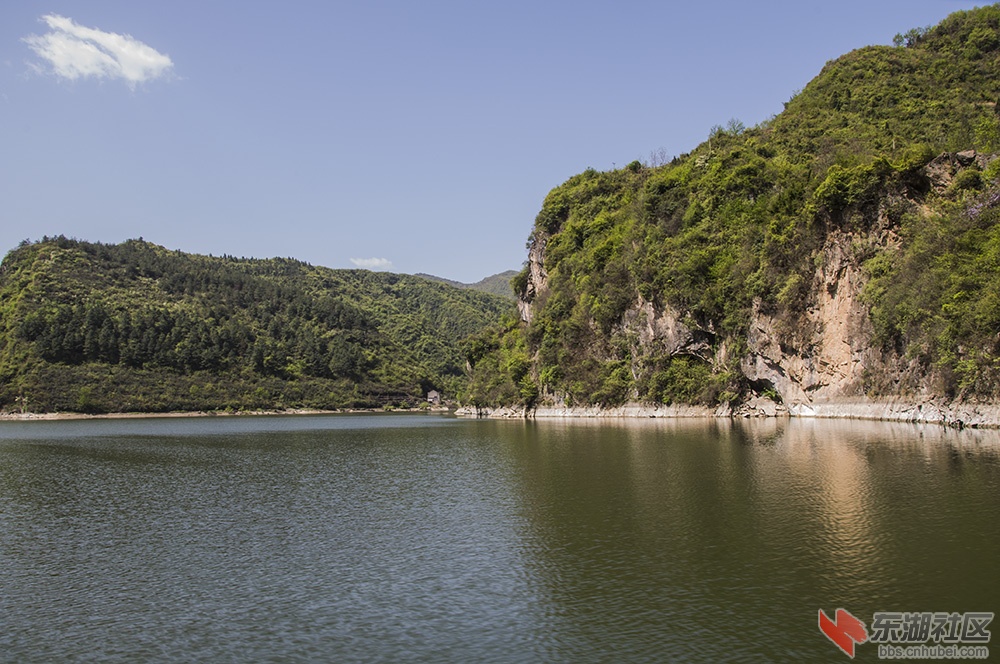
[[0, 237, 512, 414], [416, 271, 519, 300], [465, 6, 1000, 417]]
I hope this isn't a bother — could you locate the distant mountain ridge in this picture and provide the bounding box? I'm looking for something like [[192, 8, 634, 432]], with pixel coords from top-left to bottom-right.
[[416, 271, 519, 300]]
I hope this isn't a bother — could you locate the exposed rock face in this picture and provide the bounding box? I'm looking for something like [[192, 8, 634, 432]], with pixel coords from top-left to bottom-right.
[[517, 234, 549, 323], [734, 396, 786, 418], [621, 296, 709, 359], [742, 229, 880, 409], [924, 150, 994, 191], [925, 153, 959, 190]]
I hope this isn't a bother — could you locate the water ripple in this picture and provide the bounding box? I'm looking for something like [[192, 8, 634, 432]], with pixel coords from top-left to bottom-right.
[[0, 416, 998, 662]]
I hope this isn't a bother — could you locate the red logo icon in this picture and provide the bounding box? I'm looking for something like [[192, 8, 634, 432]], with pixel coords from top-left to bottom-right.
[[819, 608, 869, 658]]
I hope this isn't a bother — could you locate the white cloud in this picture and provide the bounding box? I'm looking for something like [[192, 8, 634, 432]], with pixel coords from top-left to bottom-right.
[[24, 14, 173, 87], [350, 257, 393, 270]]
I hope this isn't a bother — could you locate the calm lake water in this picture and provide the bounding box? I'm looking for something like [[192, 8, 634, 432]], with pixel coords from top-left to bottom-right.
[[0, 414, 997, 662]]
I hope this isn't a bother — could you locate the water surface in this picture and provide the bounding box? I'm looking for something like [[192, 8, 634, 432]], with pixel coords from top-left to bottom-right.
[[1, 414, 997, 662]]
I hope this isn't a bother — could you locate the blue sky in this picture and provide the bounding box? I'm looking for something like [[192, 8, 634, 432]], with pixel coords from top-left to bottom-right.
[[0, 1, 986, 282]]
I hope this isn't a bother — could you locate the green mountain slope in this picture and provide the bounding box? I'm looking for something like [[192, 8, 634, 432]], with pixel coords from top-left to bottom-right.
[[0, 237, 512, 413], [416, 271, 519, 300], [466, 6, 1000, 413]]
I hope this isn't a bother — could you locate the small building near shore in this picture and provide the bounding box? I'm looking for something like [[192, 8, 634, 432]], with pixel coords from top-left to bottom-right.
[[427, 390, 441, 405]]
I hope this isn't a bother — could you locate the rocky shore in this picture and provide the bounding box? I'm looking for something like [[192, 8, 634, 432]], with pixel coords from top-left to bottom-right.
[[784, 399, 1000, 428], [456, 397, 1000, 428], [456, 403, 720, 419], [6, 401, 997, 428]]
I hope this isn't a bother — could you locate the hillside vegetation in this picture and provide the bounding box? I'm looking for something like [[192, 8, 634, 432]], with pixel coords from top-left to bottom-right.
[[0, 237, 511, 413], [466, 6, 1000, 410], [416, 271, 519, 300]]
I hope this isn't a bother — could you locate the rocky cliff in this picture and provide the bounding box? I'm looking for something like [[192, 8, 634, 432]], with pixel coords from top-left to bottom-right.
[[464, 6, 1000, 425], [501, 151, 1000, 426]]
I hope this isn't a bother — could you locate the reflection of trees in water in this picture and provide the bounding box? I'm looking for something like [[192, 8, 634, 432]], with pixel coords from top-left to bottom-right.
[[500, 417, 1000, 660]]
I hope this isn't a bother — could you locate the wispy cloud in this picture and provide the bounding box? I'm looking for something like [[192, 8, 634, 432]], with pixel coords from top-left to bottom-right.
[[24, 14, 173, 87], [350, 257, 393, 270]]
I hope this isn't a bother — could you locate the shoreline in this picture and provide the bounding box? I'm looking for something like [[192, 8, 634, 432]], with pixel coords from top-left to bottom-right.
[[0, 406, 454, 422], [6, 399, 1000, 429], [456, 398, 1000, 429]]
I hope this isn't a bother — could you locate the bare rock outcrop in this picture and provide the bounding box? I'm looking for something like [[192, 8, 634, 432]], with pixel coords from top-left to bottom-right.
[[517, 234, 549, 324], [742, 229, 879, 409], [924, 150, 994, 192], [621, 296, 709, 358]]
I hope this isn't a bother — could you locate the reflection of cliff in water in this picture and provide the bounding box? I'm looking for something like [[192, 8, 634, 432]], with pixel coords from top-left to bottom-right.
[[499, 418, 1000, 661]]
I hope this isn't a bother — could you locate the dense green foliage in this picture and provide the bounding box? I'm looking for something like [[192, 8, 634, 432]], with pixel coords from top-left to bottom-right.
[[862, 185, 1000, 398], [466, 5, 1000, 407], [0, 237, 511, 413], [416, 270, 519, 300]]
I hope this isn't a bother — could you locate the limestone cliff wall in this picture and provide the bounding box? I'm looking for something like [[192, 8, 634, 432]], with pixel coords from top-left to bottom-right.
[[742, 229, 884, 407], [517, 234, 548, 324]]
